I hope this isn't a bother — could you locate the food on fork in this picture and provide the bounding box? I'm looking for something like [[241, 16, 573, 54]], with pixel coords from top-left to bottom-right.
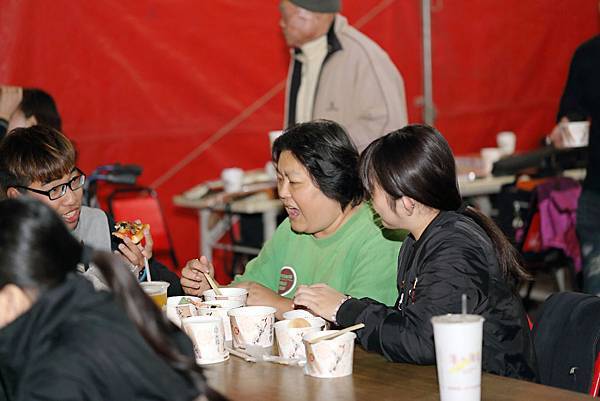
[[112, 221, 150, 244]]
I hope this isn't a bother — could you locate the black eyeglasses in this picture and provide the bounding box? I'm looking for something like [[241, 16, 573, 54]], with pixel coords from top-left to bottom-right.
[[14, 173, 86, 201]]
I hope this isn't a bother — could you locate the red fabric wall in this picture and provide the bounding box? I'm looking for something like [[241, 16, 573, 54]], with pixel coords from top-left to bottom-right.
[[1, 0, 598, 272]]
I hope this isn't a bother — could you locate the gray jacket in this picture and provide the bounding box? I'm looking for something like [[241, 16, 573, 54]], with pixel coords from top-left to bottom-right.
[[72, 206, 111, 290], [285, 15, 408, 152]]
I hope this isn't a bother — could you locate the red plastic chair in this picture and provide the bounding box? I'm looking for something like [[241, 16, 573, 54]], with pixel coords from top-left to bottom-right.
[[108, 187, 178, 271]]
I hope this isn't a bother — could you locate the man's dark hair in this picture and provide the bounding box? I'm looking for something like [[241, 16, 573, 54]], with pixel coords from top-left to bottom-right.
[[0, 125, 75, 199], [272, 119, 363, 209]]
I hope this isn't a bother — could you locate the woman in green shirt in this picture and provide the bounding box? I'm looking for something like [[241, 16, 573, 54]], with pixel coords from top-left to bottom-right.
[[181, 120, 401, 318]]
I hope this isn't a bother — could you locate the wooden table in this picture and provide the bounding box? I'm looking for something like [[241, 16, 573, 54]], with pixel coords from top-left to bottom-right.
[[202, 348, 592, 400]]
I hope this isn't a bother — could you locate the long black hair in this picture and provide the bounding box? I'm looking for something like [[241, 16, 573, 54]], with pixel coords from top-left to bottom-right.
[[359, 124, 529, 283], [0, 198, 223, 400], [272, 119, 363, 209]]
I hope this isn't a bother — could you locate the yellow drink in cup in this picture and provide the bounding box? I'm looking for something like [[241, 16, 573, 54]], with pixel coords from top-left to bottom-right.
[[140, 281, 170, 309]]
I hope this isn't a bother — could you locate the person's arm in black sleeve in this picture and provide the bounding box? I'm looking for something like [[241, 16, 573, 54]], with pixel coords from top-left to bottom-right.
[[150, 259, 183, 296], [557, 46, 588, 122], [337, 239, 486, 365]]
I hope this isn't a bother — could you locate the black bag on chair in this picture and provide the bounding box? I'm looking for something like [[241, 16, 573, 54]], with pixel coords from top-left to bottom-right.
[[532, 292, 600, 394]]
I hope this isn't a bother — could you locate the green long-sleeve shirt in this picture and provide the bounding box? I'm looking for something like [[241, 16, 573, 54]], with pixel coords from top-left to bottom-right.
[[233, 203, 402, 306]]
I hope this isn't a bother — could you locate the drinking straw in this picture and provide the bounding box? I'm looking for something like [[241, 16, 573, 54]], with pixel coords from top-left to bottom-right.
[[144, 257, 152, 282], [461, 293, 467, 315]]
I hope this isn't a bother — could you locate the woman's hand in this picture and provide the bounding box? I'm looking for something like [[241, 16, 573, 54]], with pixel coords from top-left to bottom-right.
[[293, 283, 347, 321], [232, 281, 294, 320], [180, 256, 215, 296]]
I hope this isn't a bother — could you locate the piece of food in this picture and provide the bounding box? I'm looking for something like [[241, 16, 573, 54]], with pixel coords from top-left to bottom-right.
[[112, 221, 150, 244]]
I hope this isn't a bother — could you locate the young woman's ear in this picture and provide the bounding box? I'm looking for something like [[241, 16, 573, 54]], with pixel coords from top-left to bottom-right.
[[400, 196, 416, 216]]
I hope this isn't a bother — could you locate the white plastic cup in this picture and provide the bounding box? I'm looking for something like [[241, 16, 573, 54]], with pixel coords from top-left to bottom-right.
[[221, 167, 244, 193], [197, 299, 244, 345], [275, 317, 326, 360], [182, 316, 228, 365], [480, 147, 502, 176], [227, 306, 276, 350], [140, 281, 170, 309], [302, 330, 356, 378], [431, 314, 485, 401], [282, 309, 316, 320], [166, 296, 201, 327], [564, 121, 590, 148], [203, 287, 248, 305], [496, 131, 516, 155]]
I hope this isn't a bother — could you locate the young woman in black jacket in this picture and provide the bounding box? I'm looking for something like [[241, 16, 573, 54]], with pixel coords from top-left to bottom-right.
[[293, 124, 538, 381], [0, 198, 224, 401]]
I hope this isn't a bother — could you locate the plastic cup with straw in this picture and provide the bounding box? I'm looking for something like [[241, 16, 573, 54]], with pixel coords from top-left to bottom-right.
[[431, 293, 485, 401]]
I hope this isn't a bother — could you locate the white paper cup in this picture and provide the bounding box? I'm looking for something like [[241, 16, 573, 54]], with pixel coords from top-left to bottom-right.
[[431, 314, 485, 401], [303, 330, 356, 378], [564, 121, 590, 148], [480, 147, 502, 176], [496, 131, 516, 155], [197, 300, 244, 345], [166, 296, 201, 327], [221, 167, 244, 193], [275, 317, 327, 360], [182, 316, 228, 365], [227, 306, 276, 350], [282, 309, 316, 320], [203, 288, 248, 305]]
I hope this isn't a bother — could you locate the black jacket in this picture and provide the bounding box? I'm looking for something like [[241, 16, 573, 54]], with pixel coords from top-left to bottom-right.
[[338, 210, 538, 381], [0, 275, 201, 401], [558, 35, 600, 193]]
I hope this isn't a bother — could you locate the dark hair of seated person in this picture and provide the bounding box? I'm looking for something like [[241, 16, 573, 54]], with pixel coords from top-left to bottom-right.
[[0, 197, 226, 401], [272, 119, 364, 210], [20, 88, 62, 131], [359, 123, 530, 284]]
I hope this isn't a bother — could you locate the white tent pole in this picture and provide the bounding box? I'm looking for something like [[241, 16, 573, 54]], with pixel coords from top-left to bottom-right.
[[421, 0, 435, 125]]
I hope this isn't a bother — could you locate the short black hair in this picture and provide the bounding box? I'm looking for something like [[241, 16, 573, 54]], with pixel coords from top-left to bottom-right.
[[21, 88, 62, 131], [272, 120, 363, 209]]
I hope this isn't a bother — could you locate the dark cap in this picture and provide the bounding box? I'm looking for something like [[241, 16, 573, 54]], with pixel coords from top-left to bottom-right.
[[289, 0, 341, 13]]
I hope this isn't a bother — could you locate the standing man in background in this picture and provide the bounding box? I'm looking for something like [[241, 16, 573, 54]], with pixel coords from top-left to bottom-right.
[[549, 3, 600, 295], [280, 0, 408, 152]]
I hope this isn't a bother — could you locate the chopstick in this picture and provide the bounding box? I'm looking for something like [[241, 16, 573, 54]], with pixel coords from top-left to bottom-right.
[[226, 347, 256, 363], [306, 323, 365, 344], [202, 271, 222, 296]]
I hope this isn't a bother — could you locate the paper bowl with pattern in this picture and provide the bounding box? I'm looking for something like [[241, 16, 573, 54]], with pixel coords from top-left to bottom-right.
[[275, 317, 327, 360], [203, 288, 248, 305], [227, 306, 276, 351], [166, 296, 202, 327], [197, 299, 244, 345], [302, 330, 356, 378]]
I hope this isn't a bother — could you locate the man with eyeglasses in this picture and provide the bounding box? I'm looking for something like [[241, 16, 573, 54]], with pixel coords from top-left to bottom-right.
[[0, 125, 182, 294]]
